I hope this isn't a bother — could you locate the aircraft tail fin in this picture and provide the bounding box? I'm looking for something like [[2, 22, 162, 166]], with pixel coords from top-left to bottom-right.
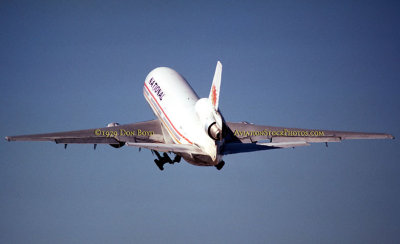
[[209, 61, 222, 110]]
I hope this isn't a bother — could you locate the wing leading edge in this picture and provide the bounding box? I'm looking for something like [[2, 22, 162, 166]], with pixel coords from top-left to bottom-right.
[[222, 122, 394, 155], [5, 120, 164, 145]]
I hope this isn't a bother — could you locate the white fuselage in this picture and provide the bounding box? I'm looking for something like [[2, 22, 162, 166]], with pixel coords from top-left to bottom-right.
[[143, 67, 219, 166]]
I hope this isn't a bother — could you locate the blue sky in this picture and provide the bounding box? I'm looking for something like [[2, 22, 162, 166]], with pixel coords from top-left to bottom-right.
[[1, 1, 399, 243]]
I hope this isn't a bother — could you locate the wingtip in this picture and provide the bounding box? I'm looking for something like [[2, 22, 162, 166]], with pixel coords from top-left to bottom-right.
[[386, 134, 395, 140]]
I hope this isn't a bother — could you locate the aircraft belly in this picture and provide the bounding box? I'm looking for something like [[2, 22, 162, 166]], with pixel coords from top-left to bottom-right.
[[179, 153, 215, 166]]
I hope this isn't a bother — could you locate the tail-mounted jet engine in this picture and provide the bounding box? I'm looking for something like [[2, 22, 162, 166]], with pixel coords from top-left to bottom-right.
[[106, 122, 125, 148], [195, 98, 223, 141]]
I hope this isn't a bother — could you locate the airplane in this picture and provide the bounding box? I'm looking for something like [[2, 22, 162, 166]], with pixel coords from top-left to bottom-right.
[[5, 61, 394, 170]]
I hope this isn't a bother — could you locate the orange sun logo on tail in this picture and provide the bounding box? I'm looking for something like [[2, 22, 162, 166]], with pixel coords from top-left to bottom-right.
[[211, 85, 217, 107]]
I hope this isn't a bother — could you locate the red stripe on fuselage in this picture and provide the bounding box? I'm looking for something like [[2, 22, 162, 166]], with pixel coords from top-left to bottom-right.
[[144, 82, 193, 144]]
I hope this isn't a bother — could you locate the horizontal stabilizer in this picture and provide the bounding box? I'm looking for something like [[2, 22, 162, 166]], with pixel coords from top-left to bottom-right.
[[126, 142, 206, 155], [222, 141, 309, 155]]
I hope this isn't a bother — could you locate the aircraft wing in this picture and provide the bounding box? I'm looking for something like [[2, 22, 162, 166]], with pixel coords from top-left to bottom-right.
[[222, 122, 394, 155], [5, 120, 164, 145]]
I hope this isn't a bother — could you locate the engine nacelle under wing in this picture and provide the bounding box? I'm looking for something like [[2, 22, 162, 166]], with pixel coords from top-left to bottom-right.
[[107, 122, 125, 148]]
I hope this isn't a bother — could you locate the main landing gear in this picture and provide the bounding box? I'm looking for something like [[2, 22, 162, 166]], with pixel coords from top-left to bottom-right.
[[152, 150, 181, 171]]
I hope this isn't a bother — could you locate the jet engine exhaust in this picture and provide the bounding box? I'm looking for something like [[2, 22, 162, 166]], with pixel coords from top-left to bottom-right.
[[208, 122, 222, 140]]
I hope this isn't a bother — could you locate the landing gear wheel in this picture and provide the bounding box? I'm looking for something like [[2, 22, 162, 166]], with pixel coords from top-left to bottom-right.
[[173, 155, 181, 163], [163, 152, 173, 164], [215, 161, 225, 170], [154, 159, 164, 171]]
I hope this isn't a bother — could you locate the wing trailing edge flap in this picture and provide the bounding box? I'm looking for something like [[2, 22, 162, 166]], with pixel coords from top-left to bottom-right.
[[257, 141, 310, 148], [271, 136, 341, 143], [126, 142, 206, 155]]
